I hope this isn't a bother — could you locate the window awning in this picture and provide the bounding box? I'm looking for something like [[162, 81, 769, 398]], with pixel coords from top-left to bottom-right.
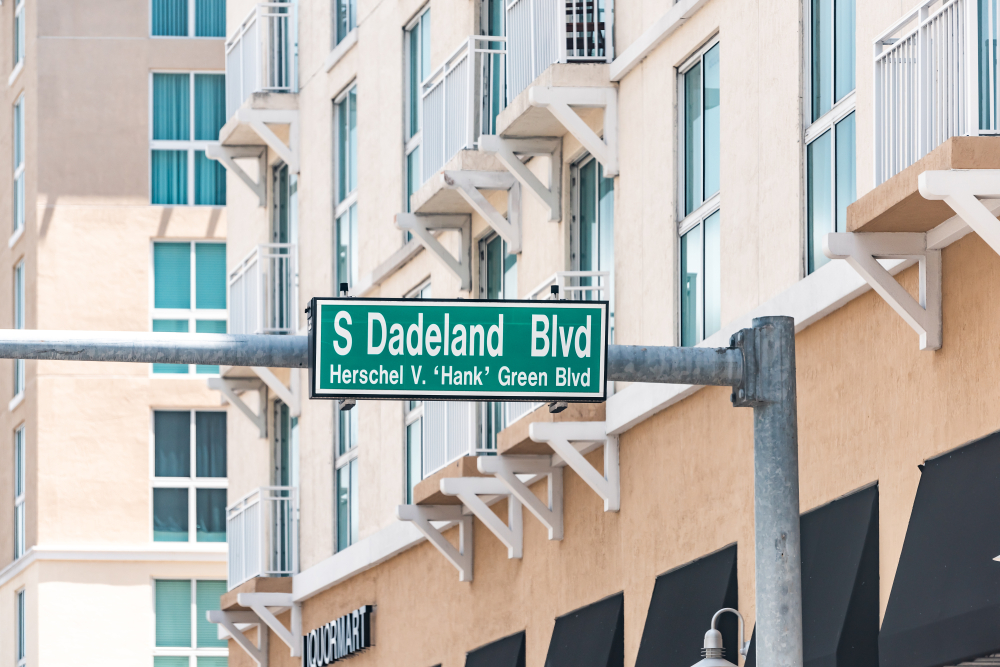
[[466, 631, 526, 667], [744, 484, 879, 667], [634, 544, 739, 667], [543, 593, 624, 667], [880, 434, 1000, 667]]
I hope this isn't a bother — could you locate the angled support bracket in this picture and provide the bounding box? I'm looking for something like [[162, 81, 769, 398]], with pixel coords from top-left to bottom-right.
[[479, 136, 562, 221], [919, 170, 1000, 257], [207, 610, 269, 667], [529, 86, 618, 176], [237, 593, 302, 657], [478, 455, 563, 540], [529, 421, 619, 512], [207, 378, 267, 437], [204, 145, 266, 206], [825, 232, 942, 350], [443, 170, 522, 253], [395, 214, 472, 291], [396, 504, 473, 581], [252, 366, 300, 417], [235, 109, 300, 173], [440, 477, 524, 558]]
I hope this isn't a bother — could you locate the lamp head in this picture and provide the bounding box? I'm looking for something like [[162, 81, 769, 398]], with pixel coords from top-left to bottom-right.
[[689, 629, 738, 667]]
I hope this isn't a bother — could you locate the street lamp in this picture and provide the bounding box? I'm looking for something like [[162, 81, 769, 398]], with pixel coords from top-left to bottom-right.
[[690, 608, 751, 667]]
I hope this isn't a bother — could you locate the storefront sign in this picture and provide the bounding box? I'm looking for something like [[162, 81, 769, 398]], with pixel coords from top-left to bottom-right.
[[302, 605, 374, 666], [308, 298, 609, 401]]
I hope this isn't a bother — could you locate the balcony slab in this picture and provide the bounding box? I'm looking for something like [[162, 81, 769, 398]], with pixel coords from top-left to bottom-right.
[[410, 150, 508, 215], [413, 455, 486, 506], [849, 136, 1000, 233], [221, 576, 293, 611], [219, 93, 298, 147], [498, 402, 606, 456], [496, 63, 610, 138]]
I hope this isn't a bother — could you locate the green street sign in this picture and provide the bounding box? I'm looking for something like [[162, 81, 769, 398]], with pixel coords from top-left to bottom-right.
[[308, 297, 608, 401]]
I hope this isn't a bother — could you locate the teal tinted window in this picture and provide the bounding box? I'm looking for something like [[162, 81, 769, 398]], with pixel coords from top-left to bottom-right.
[[152, 0, 188, 37], [154, 488, 189, 541], [194, 151, 226, 205], [195, 243, 226, 309], [195, 0, 226, 37], [338, 408, 358, 456], [812, 0, 855, 120], [196, 489, 226, 542], [835, 113, 856, 237], [197, 658, 229, 667], [406, 419, 422, 503], [155, 411, 190, 477], [155, 658, 190, 667], [336, 458, 359, 551], [195, 412, 226, 477], [196, 581, 228, 647], [683, 44, 720, 216], [337, 88, 357, 202], [195, 320, 226, 374], [154, 243, 191, 309], [683, 61, 702, 216], [152, 150, 189, 205], [703, 210, 721, 338], [336, 204, 358, 288], [807, 130, 833, 274], [703, 44, 720, 200], [152, 319, 190, 373], [194, 74, 226, 140], [335, 0, 356, 43], [153, 74, 190, 140], [155, 580, 192, 647], [680, 226, 702, 347]]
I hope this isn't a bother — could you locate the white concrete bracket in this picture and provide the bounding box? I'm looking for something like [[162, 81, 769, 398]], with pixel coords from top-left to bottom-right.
[[237, 593, 303, 657], [207, 610, 269, 667], [396, 504, 473, 582], [440, 477, 524, 558], [529, 86, 618, 176], [825, 232, 942, 351], [252, 366, 301, 417], [478, 455, 564, 540], [529, 421, 619, 512], [395, 214, 472, 291], [204, 145, 266, 206], [479, 136, 562, 221], [919, 170, 1000, 257], [443, 170, 522, 253], [235, 109, 300, 174], [207, 378, 267, 437]]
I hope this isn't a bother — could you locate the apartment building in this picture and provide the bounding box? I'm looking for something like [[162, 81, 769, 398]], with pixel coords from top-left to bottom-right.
[[211, 0, 1000, 666], [0, 0, 235, 665]]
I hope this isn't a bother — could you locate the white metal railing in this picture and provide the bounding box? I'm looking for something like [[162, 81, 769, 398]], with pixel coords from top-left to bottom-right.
[[422, 36, 507, 179], [506, 0, 614, 101], [505, 400, 543, 425], [225, 2, 297, 119], [873, 0, 1000, 184], [526, 270, 612, 301], [423, 401, 479, 476], [229, 244, 298, 335], [227, 486, 298, 590]]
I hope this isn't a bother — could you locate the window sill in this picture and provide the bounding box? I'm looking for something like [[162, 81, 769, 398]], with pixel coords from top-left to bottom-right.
[[678, 191, 721, 235], [8, 61, 23, 88], [325, 29, 358, 73], [9, 392, 24, 412], [8, 226, 23, 249]]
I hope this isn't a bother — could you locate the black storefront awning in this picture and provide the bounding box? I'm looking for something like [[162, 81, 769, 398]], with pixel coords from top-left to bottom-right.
[[880, 433, 1000, 667], [745, 484, 879, 667], [466, 631, 526, 667], [543, 593, 624, 667], [634, 544, 739, 667]]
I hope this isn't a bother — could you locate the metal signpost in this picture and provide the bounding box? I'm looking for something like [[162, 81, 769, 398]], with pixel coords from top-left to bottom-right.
[[0, 315, 803, 667], [307, 297, 609, 401]]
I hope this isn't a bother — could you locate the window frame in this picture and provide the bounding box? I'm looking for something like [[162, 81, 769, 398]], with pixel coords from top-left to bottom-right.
[[12, 0, 25, 76], [677, 194, 721, 347], [12, 258, 24, 403], [149, 0, 228, 39], [12, 94, 24, 243], [149, 239, 227, 377], [333, 0, 357, 46], [13, 424, 24, 560], [148, 70, 227, 207], [15, 587, 25, 667], [334, 83, 359, 290], [403, 6, 430, 211], [334, 408, 359, 552], [676, 35, 721, 225], [149, 409, 228, 543], [152, 578, 230, 663]]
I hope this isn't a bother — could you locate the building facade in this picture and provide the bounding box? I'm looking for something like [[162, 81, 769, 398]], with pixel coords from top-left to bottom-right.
[[212, 0, 1000, 667], [0, 0, 233, 665]]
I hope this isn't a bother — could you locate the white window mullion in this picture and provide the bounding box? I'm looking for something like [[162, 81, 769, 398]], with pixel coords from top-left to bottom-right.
[[190, 579, 198, 649]]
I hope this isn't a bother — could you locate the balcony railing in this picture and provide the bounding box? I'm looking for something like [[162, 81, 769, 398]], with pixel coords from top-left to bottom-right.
[[526, 270, 612, 301], [227, 486, 298, 590], [874, 0, 1000, 184], [229, 244, 298, 335], [422, 36, 507, 179], [421, 400, 539, 477], [506, 0, 614, 101], [226, 2, 297, 119]]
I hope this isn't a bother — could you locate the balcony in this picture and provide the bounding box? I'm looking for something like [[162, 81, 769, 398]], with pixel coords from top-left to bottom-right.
[[229, 244, 298, 335], [225, 2, 297, 119], [227, 486, 298, 590], [526, 269, 611, 301]]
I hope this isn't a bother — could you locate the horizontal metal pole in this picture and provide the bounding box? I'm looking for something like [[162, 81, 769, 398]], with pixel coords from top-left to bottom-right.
[[0, 331, 309, 368], [607, 344, 743, 387]]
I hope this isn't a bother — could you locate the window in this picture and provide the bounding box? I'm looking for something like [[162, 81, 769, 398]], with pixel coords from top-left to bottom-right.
[[13, 260, 24, 398], [680, 208, 721, 347], [13, 95, 24, 238], [15, 588, 25, 667], [151, 72, 227, 206], [805, 0, 855, 273], [334, 0, 356, 45], [572, 155, 614, 337], [404, 8, 431, 209], [679, 40, 720, 218], [152, 0, 226, 37], [335, 86, 358, 289], [151, 410, 227, 542], [153, 579, 228, 667], [479, 236, 516, 449], [13, 0, 24, 72], [403, 282, 431, 503], [335, 407, 358, 552], [151, 241, 227, 375], [14, 425, 24, 559]]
